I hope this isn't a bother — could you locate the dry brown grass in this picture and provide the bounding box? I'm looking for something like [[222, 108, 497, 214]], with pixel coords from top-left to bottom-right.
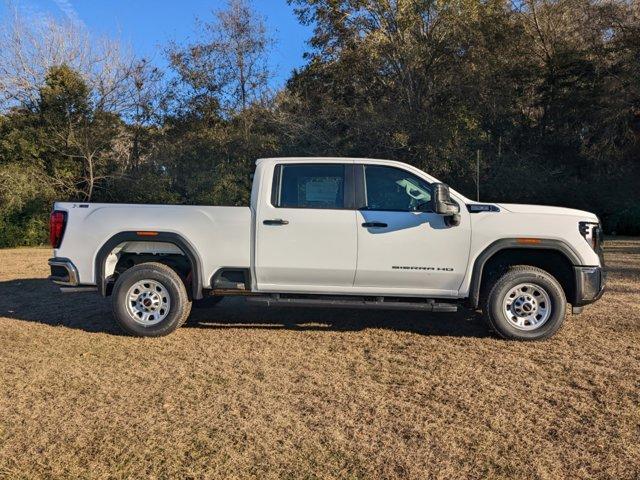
[[0, 240, 639, 480]]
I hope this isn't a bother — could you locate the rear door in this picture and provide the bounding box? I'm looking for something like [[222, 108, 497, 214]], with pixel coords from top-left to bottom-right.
[[255, 162, 358, 292], [354, 164, 471, 296]]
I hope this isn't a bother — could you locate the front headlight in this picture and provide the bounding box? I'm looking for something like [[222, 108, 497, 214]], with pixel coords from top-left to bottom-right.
[[579, 221, 602, 251]]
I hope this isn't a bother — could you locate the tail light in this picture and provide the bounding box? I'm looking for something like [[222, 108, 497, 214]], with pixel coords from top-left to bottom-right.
[[49, 210, 67, 248]]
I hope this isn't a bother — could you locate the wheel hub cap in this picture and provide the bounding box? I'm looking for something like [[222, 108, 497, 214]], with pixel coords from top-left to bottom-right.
[[502, 283, 551, 331], [125, 280, 171, 326]]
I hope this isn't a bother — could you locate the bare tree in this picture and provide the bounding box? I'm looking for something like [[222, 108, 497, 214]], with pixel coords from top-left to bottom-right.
[[0, 5, 160, 118], [169, 0, 273, 116], [0, 6, 164, 200]]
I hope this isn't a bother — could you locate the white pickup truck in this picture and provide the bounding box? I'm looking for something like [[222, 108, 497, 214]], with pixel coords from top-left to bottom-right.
[[48, 157, 605, 340]]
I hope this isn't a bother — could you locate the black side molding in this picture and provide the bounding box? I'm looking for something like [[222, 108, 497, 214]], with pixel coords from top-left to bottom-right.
[[94, 231, 204, 300]]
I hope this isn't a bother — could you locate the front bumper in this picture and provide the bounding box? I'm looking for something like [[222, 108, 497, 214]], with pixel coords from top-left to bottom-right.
[[573, 265, 606, 307], [48, 258, 79, 286]]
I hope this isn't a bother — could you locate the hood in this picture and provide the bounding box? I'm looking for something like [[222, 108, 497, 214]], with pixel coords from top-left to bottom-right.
[[497, 203, 599, 221]]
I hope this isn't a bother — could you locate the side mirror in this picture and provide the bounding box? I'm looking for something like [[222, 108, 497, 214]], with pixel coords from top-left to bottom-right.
[[431, 183, 461, 226]]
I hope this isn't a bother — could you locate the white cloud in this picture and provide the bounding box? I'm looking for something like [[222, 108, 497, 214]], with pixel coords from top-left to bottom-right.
[[51, 0, 82, 25]]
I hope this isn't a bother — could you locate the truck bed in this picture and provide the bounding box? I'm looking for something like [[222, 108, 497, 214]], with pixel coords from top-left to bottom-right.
[[53, 202, 252, 288]]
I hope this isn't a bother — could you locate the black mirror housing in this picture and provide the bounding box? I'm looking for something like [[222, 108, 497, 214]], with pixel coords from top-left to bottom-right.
[[431, 183, 460, 216], [430, 183, 461, 226]]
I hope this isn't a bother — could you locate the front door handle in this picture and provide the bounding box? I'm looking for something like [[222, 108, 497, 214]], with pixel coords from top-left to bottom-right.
[[361, 221, 388, 228], [263, 219, 289, 225]]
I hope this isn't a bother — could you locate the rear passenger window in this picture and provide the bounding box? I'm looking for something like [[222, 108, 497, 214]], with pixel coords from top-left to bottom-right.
[[274, 164, 346, 209]]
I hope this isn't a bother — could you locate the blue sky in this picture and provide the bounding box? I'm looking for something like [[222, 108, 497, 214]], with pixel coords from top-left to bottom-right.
[[1, 0, 313, 88]]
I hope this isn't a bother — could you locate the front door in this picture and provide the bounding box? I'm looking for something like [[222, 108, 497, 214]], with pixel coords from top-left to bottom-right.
[[255, 162, 358, 292], [354, 164, 471, 296]]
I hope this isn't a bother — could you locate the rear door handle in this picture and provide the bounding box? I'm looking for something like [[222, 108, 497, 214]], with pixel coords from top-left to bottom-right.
[[263, 219, 289, 225], [361, 221, 388, 228]]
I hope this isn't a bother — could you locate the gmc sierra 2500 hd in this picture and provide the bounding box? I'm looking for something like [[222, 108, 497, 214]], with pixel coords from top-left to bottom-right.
[[48, 157, 605, 340]]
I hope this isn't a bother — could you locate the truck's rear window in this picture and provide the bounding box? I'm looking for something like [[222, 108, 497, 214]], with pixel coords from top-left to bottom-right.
[[275, 164, 346, 209]]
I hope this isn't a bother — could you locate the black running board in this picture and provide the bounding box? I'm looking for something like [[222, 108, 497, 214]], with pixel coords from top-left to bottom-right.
[[59, 286, 98, 293], [246, 295, 458, 312]]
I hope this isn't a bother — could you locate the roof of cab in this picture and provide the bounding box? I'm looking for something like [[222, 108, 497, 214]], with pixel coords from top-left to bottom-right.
[[255, 157, 470, 203], [256, 157, 405, 166]]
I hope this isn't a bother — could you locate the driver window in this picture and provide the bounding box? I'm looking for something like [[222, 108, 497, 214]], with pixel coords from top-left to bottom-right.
[[363, 165, 432, 211]]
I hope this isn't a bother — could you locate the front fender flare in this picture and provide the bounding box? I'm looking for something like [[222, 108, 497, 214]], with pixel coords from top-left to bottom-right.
[[468, 238, 581, 308]]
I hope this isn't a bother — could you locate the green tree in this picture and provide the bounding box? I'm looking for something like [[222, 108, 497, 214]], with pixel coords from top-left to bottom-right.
[[37, 65, 126, 201], [162, 0, 276, 205]]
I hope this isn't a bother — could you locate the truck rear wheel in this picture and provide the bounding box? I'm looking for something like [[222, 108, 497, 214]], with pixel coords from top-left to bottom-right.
[[111, 262, 192, 337], [483, 265, 566, 341]]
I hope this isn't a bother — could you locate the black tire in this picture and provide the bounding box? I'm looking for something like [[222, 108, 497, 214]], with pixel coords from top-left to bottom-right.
[[111, 262, 192, 337], [483, 265, 566, 341]]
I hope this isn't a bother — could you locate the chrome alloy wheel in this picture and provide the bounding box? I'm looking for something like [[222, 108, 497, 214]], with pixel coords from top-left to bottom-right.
[[125, 280, 171, 326], [502, 283, 552, 331]]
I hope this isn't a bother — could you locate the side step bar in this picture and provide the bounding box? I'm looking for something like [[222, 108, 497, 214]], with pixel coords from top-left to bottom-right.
[[246, 294, 458, 312], [59, 286, 98, 293]]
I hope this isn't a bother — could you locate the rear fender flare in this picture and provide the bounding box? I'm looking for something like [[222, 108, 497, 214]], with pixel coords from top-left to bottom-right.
[[94, 231, 203, 299]]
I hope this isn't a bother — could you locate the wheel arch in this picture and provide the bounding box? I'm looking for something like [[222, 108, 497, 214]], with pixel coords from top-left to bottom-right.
[[469, 239, 581, 308], [94, 231, 204, 300]]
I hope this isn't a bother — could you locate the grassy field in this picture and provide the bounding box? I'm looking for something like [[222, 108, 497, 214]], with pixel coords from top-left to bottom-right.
[[0, 240, 638, 479]]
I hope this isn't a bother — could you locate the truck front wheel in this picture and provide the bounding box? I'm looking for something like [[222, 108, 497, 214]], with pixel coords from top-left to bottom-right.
[[483, 265, 566, 340], [111, 262, 192, 337]]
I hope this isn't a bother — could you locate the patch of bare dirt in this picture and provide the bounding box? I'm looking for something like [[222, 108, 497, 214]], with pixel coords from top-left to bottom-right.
[[0, 241, 638, 479]]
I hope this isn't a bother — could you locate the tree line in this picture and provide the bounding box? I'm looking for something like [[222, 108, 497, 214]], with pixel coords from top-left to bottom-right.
[[1, 0, 639, 247]]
